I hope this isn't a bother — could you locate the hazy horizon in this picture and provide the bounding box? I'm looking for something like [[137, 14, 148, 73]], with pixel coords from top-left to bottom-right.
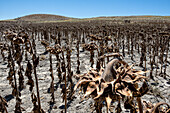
[[1, 0, 170, 20]]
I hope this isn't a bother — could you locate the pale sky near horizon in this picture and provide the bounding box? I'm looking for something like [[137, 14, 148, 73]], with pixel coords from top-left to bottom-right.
[[0, 0, 170, 20]]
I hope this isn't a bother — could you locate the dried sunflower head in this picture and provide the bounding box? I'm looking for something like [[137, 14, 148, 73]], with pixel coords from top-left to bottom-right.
[[74, 53, 149, 112]]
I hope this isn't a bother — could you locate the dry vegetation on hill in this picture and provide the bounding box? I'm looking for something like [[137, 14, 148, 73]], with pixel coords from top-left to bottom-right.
[[14, 14, 76, 22], [1, 14, 170, 23]]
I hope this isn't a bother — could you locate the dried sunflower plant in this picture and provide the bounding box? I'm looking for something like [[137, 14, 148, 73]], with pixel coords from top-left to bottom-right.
[[73, 53, 154, 113]]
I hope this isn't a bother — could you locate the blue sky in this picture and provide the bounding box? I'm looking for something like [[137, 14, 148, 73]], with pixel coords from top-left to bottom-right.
[[0, 0, 170, 20]]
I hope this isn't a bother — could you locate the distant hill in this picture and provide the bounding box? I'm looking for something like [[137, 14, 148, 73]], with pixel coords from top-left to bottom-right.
[[93, 15, 170, 19], [14, 14, 76, 22], [1, 14, 169, 23]]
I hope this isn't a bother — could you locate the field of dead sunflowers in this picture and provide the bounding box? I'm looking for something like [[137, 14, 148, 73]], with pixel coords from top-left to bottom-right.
[[0, 18, 170, 113]]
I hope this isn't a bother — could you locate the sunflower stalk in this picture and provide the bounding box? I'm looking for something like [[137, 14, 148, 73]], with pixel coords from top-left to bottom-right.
[[49, 53, 55, 104]]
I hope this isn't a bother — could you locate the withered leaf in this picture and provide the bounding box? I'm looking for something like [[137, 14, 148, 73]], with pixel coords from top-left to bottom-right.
[[84, 82, 96, 97], [133, 81, 149, 97], [127, 70, 149, 76], [139, 81, 149, 96], [12, 88, 17, 96], [13, 37, 24, 44], [27, 61, 32, 71], [41, 40, 49, 47], [123, 82, 138, 92], [94, 82, 108, 99], [25, 61, 34, 91], [105, 95, 112, 110], [74, 79, 91, 91], [27, 79, 34, 91], [18, 69, 24, 91], [117, 87, 132, 97]]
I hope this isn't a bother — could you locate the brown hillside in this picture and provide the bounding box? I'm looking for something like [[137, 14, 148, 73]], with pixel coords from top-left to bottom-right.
[[14, 14, 75, 21]]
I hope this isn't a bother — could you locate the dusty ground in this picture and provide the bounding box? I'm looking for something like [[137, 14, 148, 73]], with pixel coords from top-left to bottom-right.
[[0, 34, 170, 113]]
